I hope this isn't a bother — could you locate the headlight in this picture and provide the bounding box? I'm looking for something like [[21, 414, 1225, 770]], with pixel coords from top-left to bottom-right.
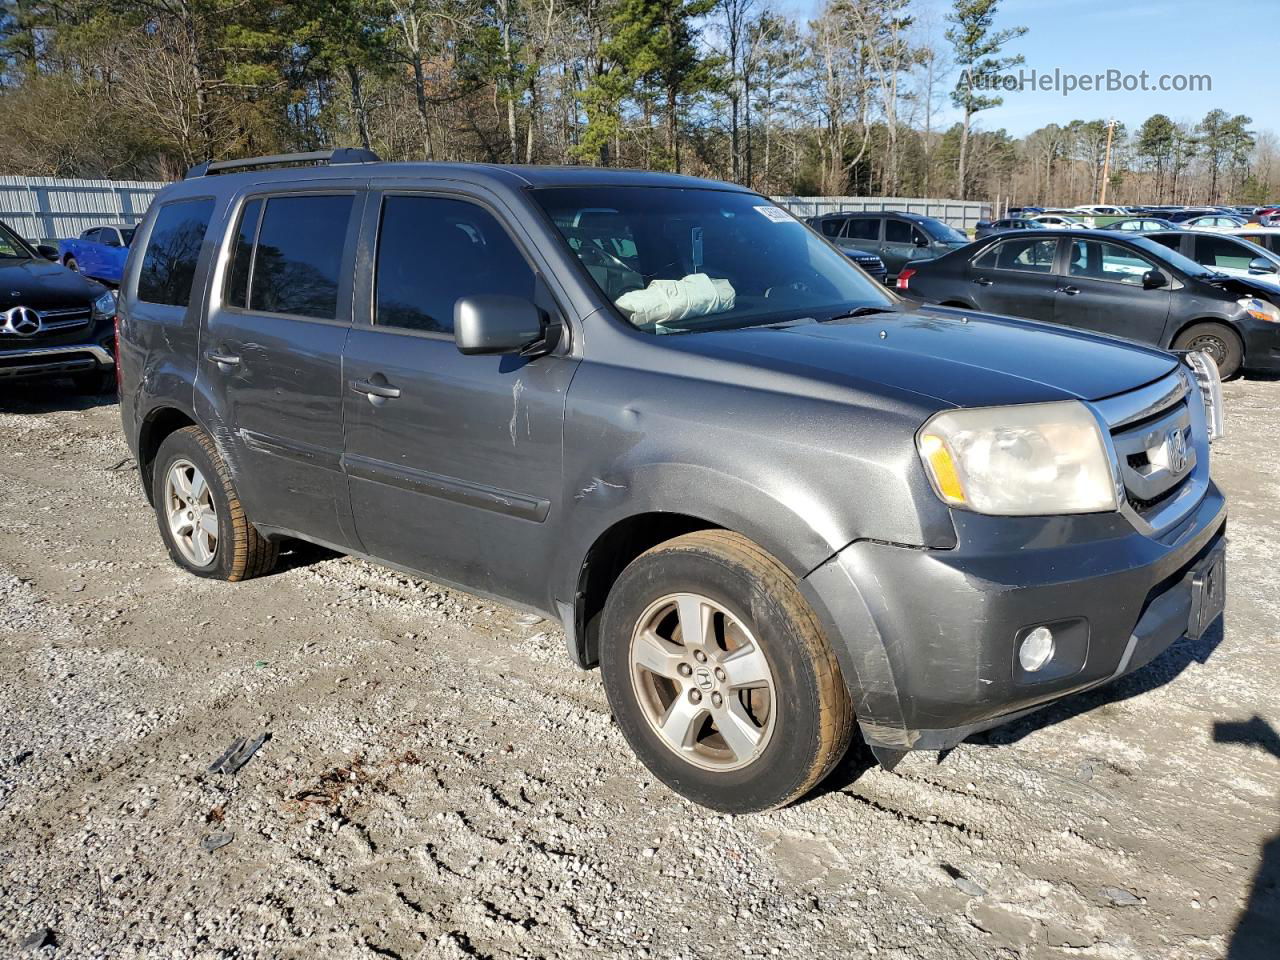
[[92, 290, 117, 320], [917, 401, 1117, 515], [1238, 296, 1280, 323]]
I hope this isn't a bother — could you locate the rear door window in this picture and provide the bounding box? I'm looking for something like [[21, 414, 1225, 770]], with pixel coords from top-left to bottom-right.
[[974, 237, 1059, 273], [846, 218, 880, 240], [374, 195, 536, 335], [884, 219, 912, 244], [819, 218, 845, 238], [137, 197, 215, 306], [246, 194, 354, 319]]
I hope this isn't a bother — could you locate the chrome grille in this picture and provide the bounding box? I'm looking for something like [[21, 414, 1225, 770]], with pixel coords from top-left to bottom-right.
[[38, 306, 92, 333], [1095, 368, 1206, 535]]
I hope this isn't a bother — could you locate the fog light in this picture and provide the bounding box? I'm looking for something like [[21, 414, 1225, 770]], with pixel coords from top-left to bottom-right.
[[1018, 626, 1056, 672]]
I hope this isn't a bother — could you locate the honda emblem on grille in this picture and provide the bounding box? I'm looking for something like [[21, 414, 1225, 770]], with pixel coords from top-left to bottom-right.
[[1, 305, 41, 337], [1167, 428, 1188, 474]]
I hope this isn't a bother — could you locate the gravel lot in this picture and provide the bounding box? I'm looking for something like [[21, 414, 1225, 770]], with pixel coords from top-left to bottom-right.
[[1, 378, 1277, 960]]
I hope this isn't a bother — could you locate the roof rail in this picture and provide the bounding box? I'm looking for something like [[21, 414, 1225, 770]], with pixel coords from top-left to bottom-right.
[[184, 147, 381, 179]]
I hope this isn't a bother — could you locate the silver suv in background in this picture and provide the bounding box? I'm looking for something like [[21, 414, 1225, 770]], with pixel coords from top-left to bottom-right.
[[117, 152, 1227, 813]]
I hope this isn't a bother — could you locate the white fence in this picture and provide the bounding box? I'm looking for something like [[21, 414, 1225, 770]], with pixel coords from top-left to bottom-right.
[[0, 176, 992, 243], [773, 196, 993, 231], [0, 176, 166, 243]]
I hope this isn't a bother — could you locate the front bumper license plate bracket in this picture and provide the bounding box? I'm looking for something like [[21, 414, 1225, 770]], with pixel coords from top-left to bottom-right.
[[1187, 547, 1226, 641]]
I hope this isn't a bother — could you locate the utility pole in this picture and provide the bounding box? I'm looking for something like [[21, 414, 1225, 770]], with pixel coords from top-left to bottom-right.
[[1098, 118, 1116, 205]]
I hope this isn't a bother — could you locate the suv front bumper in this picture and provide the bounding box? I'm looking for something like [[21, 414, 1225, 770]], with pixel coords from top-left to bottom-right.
[[0, 343, 115, 380], [801, 482, 1227, 754]]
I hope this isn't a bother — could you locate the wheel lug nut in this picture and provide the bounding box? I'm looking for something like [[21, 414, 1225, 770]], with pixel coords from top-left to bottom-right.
[[690, 689, 702, 704], [694, 650, 707, 663], [677, 663, 693, 677], [714, 667, 726, 682], [711, 692, 723, 707]]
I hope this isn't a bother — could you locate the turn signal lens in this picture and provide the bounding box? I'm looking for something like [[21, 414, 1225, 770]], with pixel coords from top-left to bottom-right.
[[919, 433, 966, 504], [897, 268, 916, 290]]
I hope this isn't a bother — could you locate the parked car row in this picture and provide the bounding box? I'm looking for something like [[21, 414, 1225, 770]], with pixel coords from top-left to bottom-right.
[[896, 228, 1280, 378]]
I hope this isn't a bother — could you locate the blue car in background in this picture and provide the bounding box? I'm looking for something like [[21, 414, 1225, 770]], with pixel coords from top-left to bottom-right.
[[58, 224, 135, 285]]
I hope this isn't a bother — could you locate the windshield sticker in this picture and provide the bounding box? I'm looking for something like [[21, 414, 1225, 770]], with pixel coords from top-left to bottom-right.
[[754, 205, 795, 224]]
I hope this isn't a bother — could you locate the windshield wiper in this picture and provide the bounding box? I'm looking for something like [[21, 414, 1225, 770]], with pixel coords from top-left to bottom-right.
[[824, 305, 902, 322]]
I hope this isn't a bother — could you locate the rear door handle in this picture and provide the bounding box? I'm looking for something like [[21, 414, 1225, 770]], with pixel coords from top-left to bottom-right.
[[1057, 285, 1081, 296], [205, 351, 241, 367], [972, 277, 993, 286], [351, 378, 401, 400]]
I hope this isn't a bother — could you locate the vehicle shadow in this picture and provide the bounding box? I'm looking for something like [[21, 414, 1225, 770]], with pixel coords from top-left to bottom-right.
[[971, 617, 1226, 747], [272, 539, 342, 575], [1214, 716, 1280, 959], [0, 379, 117, 414]]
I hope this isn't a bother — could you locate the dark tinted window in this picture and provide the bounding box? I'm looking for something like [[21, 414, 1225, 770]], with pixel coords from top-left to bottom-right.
[[102, 229, 122, 247], [884, 219, 912, 243], [974, 237, 1058, 273], [137, 198, 215, 306], [846, 217, 880, 240], [1068, 240, 1155, 284], [1147, 234, 1181, 252], [376, 196, 535, 334], [819, 218, 845, 237], [121, 228, 135, 245], [1195, 235, 1257, 270], [225, 199, 262, 309], [83, 228, 100, 242], [249, 194, 353, 319]]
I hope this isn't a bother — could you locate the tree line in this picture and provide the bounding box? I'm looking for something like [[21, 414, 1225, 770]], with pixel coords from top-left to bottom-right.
[[0, 0, 1272, 206]]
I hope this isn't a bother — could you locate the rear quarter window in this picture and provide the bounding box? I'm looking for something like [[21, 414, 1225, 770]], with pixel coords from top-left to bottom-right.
[[137, 198, 216, 306]]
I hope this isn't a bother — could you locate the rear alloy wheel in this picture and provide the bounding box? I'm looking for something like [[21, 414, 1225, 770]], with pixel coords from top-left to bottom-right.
[[600, 531, 853, 813], [1173, 323, 1243, 379], [152, 426, 278, 581]]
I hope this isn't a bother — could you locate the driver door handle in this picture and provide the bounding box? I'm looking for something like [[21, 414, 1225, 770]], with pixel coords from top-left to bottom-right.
[[972, 277, 993, 286], [205, 350, 241, 366], [351, 378, 401, 400], [1057, 285, 1081, 296]]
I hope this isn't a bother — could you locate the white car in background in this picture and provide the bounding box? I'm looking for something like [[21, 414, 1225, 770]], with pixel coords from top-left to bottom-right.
[[1072, 205, 1131, 217], [1031, 213, 1088, 229]]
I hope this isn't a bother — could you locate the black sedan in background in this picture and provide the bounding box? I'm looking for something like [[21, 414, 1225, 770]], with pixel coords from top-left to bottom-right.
[[897, 228, 1280, 378], [0, 217, 118, 394], [974, 217, 1048, 239]]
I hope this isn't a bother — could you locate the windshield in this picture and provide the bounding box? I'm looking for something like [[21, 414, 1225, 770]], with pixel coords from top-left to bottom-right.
[[1125, 234, 1221, 278], [533, 187, 894, 334], [917, 217, 969, 243], [0, 220, 34, 259]]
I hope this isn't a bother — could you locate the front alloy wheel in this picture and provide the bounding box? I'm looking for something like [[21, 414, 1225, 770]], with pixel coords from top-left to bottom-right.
[[601, 531, 853, 813], [630, 593, 777, 771]]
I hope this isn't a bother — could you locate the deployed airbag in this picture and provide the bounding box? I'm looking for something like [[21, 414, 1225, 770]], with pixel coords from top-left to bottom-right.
[[615, 273, 735, 327]]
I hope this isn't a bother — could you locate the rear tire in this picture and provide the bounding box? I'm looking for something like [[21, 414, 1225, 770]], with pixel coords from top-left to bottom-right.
[[1173, 322, 1243, 379], [64, 256, 79, 273], [600, 530, 853, 813], [152, 426, 278, 581]]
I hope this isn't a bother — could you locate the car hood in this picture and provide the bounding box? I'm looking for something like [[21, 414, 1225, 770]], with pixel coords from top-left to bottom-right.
[[1202, 272, 1280, 300], [0, 257, 103, 310], [673, 307, 1178, 409]]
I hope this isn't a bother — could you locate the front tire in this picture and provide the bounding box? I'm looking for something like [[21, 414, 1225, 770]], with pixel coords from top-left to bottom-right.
[[151, 426, 278, 581], [1173, 322, 1243, 379], [600, 531, 853, 813]]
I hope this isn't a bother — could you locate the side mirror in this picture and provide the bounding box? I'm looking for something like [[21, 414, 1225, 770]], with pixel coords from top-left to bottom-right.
[[36, 244, 58, 261], [1248, 256, 1277, 274], [454, 294, 547, 356], [1142, 269, 1168, 290]]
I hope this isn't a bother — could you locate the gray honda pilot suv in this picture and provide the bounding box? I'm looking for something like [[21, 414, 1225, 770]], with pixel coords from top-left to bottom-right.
[[118, 150, 1227, 813]]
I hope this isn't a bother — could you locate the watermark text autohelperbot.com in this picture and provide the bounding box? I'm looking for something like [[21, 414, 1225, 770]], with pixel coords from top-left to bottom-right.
[[962, 68, 1211, 97]]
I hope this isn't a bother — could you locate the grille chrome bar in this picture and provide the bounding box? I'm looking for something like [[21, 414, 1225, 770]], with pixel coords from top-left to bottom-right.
[[1094, 369, 1187, 430]]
